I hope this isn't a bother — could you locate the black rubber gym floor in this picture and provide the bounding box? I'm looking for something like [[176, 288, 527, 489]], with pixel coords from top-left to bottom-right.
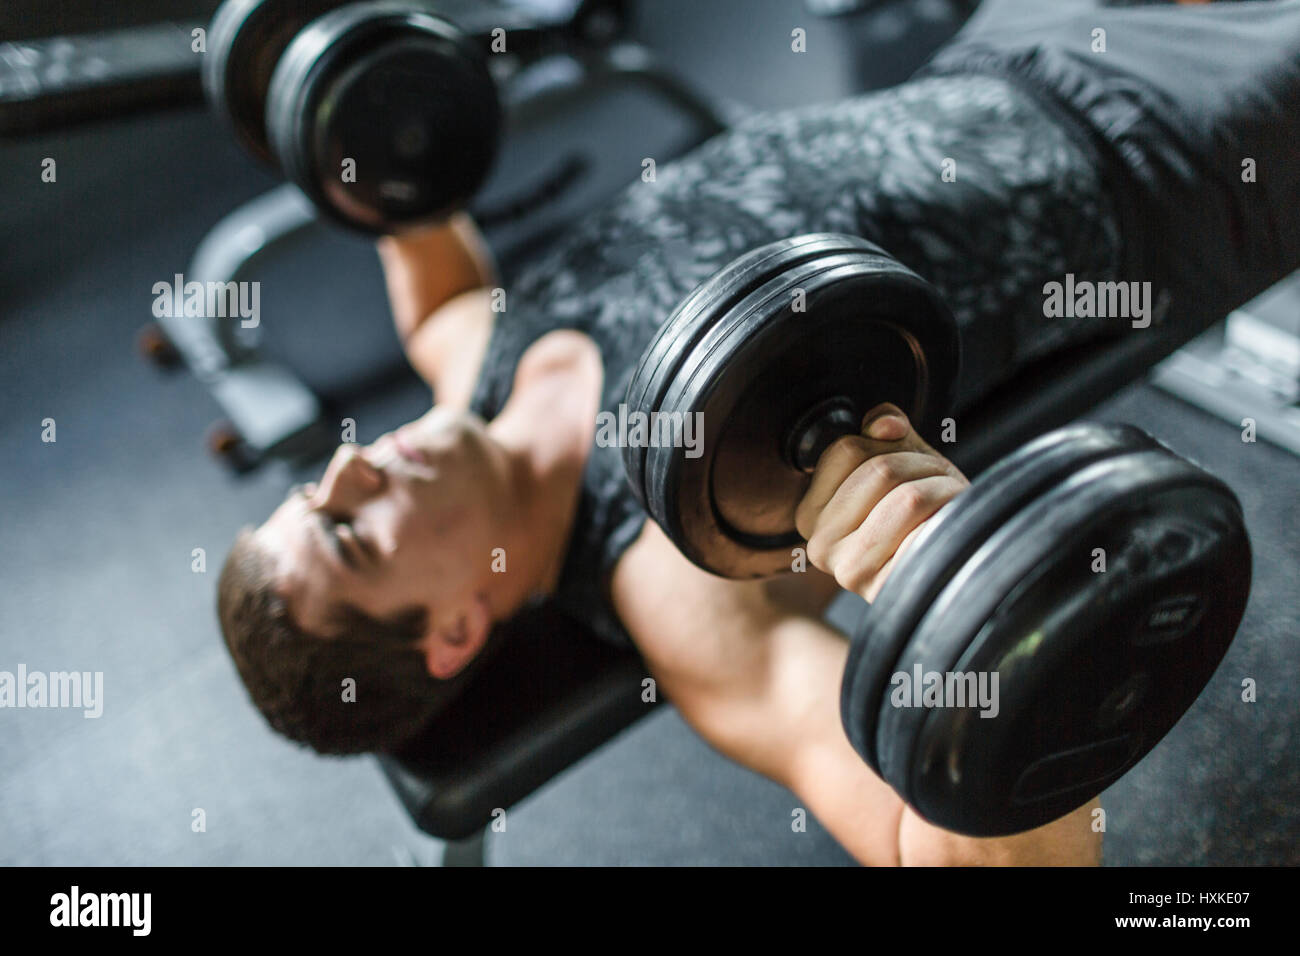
[[2, 0, 1295, 866]]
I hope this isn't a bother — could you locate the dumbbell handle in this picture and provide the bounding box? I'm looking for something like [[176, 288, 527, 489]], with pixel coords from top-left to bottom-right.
[[785, 396, 863, 472]]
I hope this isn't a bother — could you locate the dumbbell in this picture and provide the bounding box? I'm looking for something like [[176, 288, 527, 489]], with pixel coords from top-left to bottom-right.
[[203, 0, 619, 232], [623, 234, 1252, 836]]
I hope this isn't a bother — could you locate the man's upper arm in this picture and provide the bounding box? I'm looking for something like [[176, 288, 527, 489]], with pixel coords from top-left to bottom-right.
[[610, 521, 850, 787], [376, 213, 497, 342]]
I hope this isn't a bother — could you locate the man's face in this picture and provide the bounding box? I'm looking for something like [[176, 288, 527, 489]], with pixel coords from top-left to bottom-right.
[[255, 407, 502, 646]]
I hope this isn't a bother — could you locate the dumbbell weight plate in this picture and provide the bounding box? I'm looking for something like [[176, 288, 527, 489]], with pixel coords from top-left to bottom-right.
[[842, 422, 1159, 776], [635, 239, 959, 578], [266, 2, 500, 232], [878, 448, 1250, 836], [624, 234, 895, 510], [204, 0, 346, 166]]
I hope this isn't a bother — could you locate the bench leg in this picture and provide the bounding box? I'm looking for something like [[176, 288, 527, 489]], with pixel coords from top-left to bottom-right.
[[441, 830, 487, 867]]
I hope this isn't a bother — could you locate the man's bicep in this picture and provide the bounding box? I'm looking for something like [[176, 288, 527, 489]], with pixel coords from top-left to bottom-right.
[[613, 523, 772, 688], [610, 522, 847, 785]]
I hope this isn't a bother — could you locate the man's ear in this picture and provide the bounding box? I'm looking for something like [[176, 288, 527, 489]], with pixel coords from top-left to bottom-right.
[[420, 596, 491, 679]]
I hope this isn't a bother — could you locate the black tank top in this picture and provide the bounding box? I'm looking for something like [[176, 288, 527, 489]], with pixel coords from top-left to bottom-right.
[[920, 0, 1300, 337]]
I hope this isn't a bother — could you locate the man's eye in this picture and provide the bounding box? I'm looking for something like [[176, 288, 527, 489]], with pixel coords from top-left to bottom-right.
[[339, 524, 371, 563]]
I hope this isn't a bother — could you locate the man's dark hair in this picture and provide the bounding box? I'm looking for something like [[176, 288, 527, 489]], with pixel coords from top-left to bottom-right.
[[217, 528, 451, 755]]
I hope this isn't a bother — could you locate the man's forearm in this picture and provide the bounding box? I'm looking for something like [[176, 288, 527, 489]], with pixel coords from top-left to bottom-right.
[[375, 213, 497, 344], [374, 214, 498, 404], [758, 614, 1104, 866]]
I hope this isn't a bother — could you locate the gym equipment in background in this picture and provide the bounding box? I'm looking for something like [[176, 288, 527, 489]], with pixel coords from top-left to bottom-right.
[[140, 0, 735, 471], [205, 0, 632, 232]]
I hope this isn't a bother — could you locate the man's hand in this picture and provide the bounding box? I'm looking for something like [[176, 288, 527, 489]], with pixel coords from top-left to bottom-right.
[[794, 403, 969, 602]]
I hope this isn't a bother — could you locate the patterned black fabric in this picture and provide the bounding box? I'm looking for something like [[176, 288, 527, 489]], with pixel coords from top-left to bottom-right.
[[469, 74, 1122, 648], [923, 0, 1300, 336]]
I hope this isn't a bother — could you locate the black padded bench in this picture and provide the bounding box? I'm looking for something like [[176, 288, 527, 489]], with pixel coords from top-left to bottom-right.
[[379, 604, 652, 843]]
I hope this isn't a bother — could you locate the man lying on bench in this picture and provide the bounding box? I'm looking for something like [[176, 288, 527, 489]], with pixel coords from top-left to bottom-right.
[[216, 0, 1300, 865]]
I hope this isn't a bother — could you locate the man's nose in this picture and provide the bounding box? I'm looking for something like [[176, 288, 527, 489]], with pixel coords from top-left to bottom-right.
[[314, 444, 384, 510]]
